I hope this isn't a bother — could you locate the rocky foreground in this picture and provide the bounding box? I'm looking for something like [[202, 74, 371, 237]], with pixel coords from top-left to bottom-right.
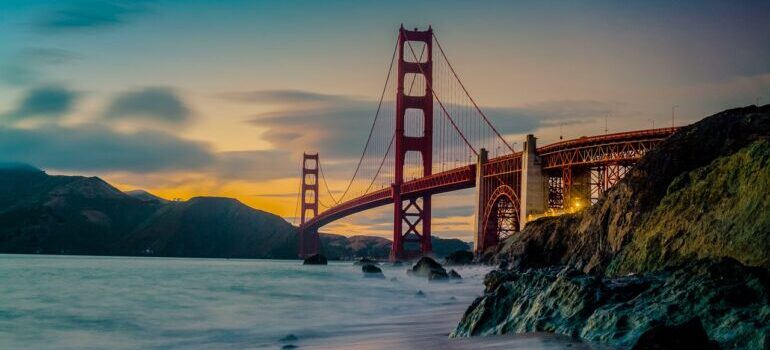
[[453, 106, 770, 349]]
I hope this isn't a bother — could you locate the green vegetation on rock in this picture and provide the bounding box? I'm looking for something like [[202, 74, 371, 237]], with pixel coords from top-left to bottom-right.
[[608, 139, 770, 275]]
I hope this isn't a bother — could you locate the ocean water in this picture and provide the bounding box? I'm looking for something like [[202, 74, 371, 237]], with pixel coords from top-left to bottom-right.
[[0, 255, 598, 349]]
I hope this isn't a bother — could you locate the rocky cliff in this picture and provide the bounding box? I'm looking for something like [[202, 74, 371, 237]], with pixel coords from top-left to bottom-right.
[[454, 105, 770, 349], [493, 105, 770, 275]]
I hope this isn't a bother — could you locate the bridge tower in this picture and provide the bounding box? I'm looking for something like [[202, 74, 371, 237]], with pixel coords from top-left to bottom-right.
[[299, 153, 320, 258], [391, 25, 434, 260]]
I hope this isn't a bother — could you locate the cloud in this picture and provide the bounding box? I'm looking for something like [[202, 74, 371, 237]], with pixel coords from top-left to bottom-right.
[[486, 100, 615, 133], [0, 125, 213, 173], [219, 89, 355, 105], [103, 87, 192, 124], [244, 90, 390, 166], [2, 85, 79, 121], [210, 150, 297, 181], [243, 89, 616, 166], [37, 0, 153, 33], [1, 48, 79, 87]]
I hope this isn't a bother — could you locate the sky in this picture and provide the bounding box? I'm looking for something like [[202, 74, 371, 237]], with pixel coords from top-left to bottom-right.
[[1, 0, 769, 240]]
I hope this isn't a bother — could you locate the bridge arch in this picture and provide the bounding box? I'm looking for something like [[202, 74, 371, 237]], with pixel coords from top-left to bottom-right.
[[480, 184, 520, 253]]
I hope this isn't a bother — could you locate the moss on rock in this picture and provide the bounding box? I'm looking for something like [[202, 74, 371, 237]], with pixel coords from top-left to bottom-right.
[[608, 139, 770, 275]]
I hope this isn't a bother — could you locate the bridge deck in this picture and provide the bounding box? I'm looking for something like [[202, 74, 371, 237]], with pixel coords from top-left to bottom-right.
[[303, 127, 678, 231]]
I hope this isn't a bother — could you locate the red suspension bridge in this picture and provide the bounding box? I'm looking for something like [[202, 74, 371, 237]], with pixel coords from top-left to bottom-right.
[[296, 26, 677, 259]]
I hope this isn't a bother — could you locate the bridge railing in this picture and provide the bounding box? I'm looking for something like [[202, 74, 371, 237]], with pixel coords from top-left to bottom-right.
[[536, 127, 678, 155]]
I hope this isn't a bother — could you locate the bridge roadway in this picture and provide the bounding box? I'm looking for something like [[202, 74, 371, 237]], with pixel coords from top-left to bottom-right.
[[303, 127, 678, 234]]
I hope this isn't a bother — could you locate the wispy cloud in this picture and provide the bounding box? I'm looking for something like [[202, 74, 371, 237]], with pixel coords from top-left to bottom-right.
[[2, 85, 79, 122], [0, 48, 79, 87], [210, 150, 296, 181], [0, 125, 213, 173], [241, 89, 616, 164], [219, 89, 357, 105], [103, 87, 192, 125], [36, 0, 153, 33]]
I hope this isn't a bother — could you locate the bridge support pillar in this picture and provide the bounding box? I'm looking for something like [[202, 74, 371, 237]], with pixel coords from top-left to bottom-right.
[[391, 25, 434, 261], [520, 134, 546, 228], [298, 153, 320, 258], [473, 148, 488, 255]]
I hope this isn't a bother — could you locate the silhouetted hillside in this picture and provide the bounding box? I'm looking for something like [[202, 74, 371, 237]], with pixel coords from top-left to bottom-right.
[[0, 168, 470, 259], [0, 168, 161, 255], [121, 196, 298, 258]]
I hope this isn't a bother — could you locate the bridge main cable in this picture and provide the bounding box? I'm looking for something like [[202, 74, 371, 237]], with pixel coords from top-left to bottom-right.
[[336, 39, 399, 203], [433, 33, 514, 153]]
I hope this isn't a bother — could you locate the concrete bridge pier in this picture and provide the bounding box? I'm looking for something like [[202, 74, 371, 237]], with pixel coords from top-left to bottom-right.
[[520, 134, 546, 228], [473, 148, 488, 254]]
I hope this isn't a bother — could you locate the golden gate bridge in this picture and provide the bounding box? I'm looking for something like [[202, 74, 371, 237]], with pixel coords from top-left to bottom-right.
[[295, 26, 677, 260]]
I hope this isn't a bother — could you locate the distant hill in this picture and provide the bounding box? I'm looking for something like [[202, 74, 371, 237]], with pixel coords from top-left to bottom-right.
[[320, 234, 471, 260], [121, 196, 298, 258], [0, 168, 162, 255], [0, 167, 471, 259]]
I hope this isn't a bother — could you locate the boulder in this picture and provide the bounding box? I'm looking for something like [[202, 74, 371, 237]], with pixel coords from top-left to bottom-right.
[[415, 290, 426, 297], [302, 254, 328, 265], [362, 263, 385, 278], [408, 257, 447, 278], [449, 269, 462, 279], [445, 250, 475, 265], [429, 270, 449, 282]]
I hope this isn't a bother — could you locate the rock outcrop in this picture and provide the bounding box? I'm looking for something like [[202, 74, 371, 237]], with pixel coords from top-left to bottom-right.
[[494, 105, 770, 275], [453, 258, 770, 349], [455, 106, 770, 349]]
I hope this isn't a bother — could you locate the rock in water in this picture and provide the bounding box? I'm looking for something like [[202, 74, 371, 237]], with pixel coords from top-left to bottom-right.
[[362, 263, 385, 278], [445, 250, 474, 265], [415, 290, 426, 297], [279, 334, 298, 342], [449, 269, 462, 279], [429, 270, 449, 282], [302, 254, 327, 265], [408, 257, 447, 278]]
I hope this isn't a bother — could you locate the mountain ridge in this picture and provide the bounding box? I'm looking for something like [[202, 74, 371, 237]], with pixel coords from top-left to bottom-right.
[[0, 169, 470, 258]]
